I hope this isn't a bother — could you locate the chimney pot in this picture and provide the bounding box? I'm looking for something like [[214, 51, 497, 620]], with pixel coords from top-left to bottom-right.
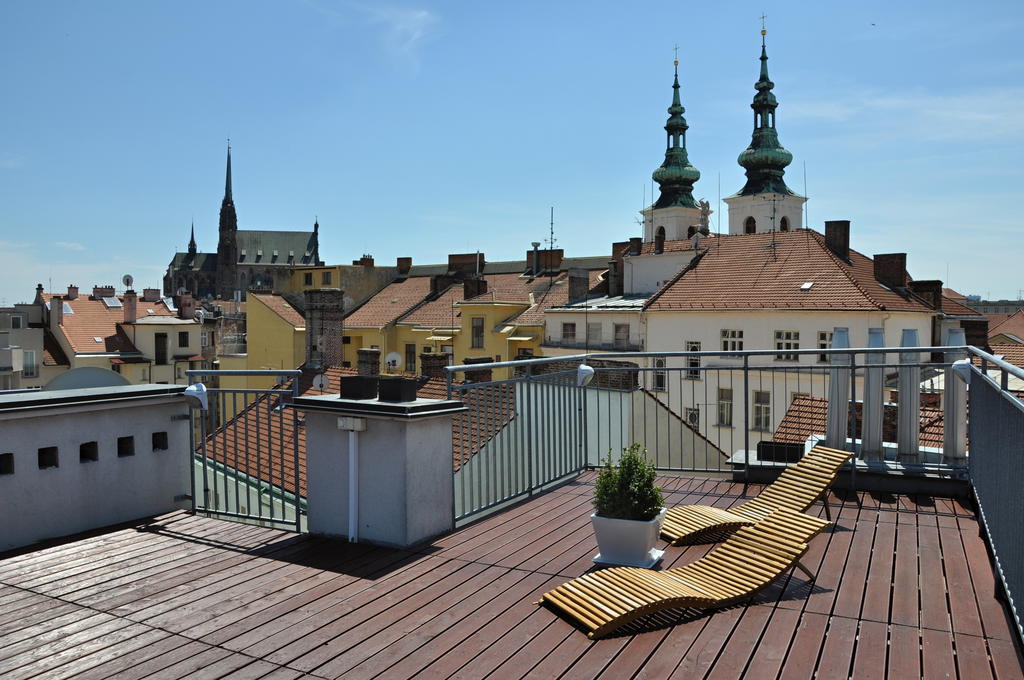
[[396, 257, 412, 275], [357, 348, 381, 376], [463, 276, 488, 299], [123, 290, 138, 324], [462, 356, 493, 384], [908, 280, 943, 311], [824, 220, 850, 261], [628, 237, 642, 256], [420, 352, 450, 380], [66, 285, 79, 300], [50, 296, 63, 330]]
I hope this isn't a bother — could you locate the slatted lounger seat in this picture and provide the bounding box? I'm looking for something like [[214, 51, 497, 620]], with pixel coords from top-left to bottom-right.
[[660, 445, 852, 545], [538, 507, 830, 638]]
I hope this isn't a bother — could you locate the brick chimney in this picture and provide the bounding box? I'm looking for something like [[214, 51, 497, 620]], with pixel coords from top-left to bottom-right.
[[142, 288, 161, 302], [463, 276, 488, 300], [34, 284, 45, 305], [66, 285, 79, 300], [352, 254, 374, 267], [568, 268, 590, 303], [908, 280, 943, 311], [420, 352, 450, 380], [49, 296, 63, 330], [873, 253, 907, 290], [430, 274, 456, 297], [824, 221, 850, 261], [538, 249, 564, 272], [396, 257, 412, 275], [462, 356, 493, 383], [178, 291, 196, 320], [448, 252, 486, 276], [92, 285, 115, 299], [357, 348, 381, 376], [606, 260, 623, 297], [304, 288, 345, 368], [123, 289, 138, 324], [628, 237, 642, 256]]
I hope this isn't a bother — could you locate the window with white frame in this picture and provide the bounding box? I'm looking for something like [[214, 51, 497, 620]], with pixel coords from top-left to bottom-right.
[[684, 407, 700, 429], [817, 330, 833, 363], [717, 388, 733, 426], [774, 330, 799, 361], [10, 315, 24, 329], [653, 357, 666, 391], [201, 331, 210, 348], [721, 329, 744, 351], [562, 322, 576, 343], [753, 390, 771, 430], [685, 341, 701, 379], [22, 350, 38, 378]]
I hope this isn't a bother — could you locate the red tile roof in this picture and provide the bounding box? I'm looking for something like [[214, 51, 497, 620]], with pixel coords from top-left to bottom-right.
[[940, 295, 984, 317], [344, 276, 433, 329], [636, 237, 706, 256], [774, 395, 944, 449], [250, 293, 305, 328], [50, 294, 176, 355], [645, 230, 936, 313], [987, 344, 1024, 370], [989, 310, 1024, 342]]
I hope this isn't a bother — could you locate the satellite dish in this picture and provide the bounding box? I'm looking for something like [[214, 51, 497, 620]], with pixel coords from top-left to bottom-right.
[[385, 352, 403, 371], [122, 274, 134, 288], [313, 374, 330, 392], [176, 287, 186, 296], [196, 309, 206, 323]]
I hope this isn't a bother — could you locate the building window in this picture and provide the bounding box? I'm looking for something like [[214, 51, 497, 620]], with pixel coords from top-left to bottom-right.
[[471, 317, 485, 349], [587, 322, 602, 346], [155, 333, 168, 365], [614, 324, 630, 349], [117, 436, 135, 457], [753, 390, 771, 431], [201, 331, 210, 348], [745, 216, 756, 234], [685, 341, 700, 380], [721, 329, 744, 352], [152, 431, 169, 451], [405, 344, 416, 373], [717, 388, 733, 426], [654, 226, 665, 254], [342, 335, 352, 344], [303, 273, 313, 286], [10, 315, 23, 329], [22, 350, 37, 378], [818, 331, 833, 363], [321, 271, 332, 285], [517, 347, 534, 357], [0, 452, 13, 475], [177, 331, 189, 348], [80, 441, 98, 463], [653, 358, 666, 391], [561, 322, 576, 344], [780, 216, 790, 232], [774, 330, 800, 361], [38, 446, 58, 469], [441, 344, 453, 355], [684, 407, 700, 429]]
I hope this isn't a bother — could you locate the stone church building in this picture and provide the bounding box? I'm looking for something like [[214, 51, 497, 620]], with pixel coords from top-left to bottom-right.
[[164, 146, 323, 300]]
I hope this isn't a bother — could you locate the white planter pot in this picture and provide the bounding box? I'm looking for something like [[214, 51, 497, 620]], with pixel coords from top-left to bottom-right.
[[591, 507, 667, 568]]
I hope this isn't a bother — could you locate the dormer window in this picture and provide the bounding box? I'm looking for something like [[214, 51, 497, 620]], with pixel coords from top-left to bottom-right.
[[744, 217, 756, 234]]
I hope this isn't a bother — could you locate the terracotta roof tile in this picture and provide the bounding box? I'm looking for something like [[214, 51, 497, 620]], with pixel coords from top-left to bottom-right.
[[644, 230, 936, 313], [250, 293, 304, 328], [940, 295, 984, 317], [986, 344, 1024, 370], [774, 395, 944, 449], [344, 276, 433, 328], [51, 294, 177, 355], [989, 310, 1024, 341]]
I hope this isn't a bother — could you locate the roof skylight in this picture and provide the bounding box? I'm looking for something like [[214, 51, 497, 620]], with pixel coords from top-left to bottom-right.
[[102, 297, 122, 308], [800, 282, 814, 291]]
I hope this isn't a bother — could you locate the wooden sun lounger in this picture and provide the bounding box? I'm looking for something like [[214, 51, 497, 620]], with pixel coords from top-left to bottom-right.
[[660, 445, 853, 545], [537, 507, 830, 638]]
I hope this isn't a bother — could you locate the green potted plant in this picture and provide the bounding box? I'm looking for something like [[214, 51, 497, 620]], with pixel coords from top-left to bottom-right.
[[591, 443, 666, 568]]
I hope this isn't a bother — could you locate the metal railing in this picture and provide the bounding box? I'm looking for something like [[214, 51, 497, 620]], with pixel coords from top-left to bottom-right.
[[966, 348, 1024, 643], [186, 369, 304, 532], [446, 345, 971, 524]]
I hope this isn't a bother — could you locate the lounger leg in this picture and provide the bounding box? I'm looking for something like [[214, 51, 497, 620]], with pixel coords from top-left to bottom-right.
[[794, 559, 815, 581], [822, 495, 832, 521]]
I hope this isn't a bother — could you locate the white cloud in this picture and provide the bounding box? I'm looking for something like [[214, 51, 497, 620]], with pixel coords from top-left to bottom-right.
[[55, 241, 86, 252]]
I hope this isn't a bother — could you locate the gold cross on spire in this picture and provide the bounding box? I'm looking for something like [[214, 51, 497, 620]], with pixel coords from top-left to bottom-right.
[[760, 13, 768, 36], [673, 43, 679, 67]]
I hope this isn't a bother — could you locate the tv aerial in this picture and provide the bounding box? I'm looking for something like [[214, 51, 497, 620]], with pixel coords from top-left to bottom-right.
[[122, 274, 134, 288]]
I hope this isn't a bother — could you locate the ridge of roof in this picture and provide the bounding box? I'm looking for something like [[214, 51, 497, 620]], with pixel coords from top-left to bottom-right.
[[807, 230, 886, 311]]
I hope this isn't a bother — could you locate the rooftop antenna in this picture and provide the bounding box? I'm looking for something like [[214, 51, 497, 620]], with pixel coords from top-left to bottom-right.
[[546, 206, 557, 290], [802, 161, 809, 229], [717, 172, 722, 251]]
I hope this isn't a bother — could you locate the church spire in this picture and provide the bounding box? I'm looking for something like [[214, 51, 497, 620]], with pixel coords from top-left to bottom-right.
[[224, 141, 233, 203], [736, 28, 795, 196], [187, 221, 197, 255], [651, 56, 700, 209]]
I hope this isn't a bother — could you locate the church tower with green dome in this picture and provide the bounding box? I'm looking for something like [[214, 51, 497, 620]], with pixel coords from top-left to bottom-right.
[[723, 28, 806, 235], [641, 57, 711, 248]]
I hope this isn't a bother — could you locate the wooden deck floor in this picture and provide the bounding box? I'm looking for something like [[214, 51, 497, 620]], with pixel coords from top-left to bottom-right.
[[0, 473, 1020, 679]]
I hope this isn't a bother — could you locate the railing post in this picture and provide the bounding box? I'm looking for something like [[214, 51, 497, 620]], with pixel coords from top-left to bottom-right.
[[862, 328, 885, 462], [944, 328, 968, 464], [826, 327, 851, 450], [742, 354, 750, 485], [526, 363, 535, 495], [897, 329, 921, 464]]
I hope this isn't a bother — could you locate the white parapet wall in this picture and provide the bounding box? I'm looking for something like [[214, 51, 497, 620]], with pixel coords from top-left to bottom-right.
[[0, 385, 192, 552]]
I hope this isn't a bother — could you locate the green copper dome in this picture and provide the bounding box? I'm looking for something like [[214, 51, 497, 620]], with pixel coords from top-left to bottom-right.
[[736, 35, 795, 196], [652, 64, 700, 209]]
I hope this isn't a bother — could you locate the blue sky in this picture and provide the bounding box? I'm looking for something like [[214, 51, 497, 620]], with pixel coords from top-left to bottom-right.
[[1, 0, 1022, 304]]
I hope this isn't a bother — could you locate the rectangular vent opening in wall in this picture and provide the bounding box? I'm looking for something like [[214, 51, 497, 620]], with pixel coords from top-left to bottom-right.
[[80, 441, 98, 463], [38, 446, 58, 469], [0, 452, 13, 475], [117, 436, 135, 457]]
